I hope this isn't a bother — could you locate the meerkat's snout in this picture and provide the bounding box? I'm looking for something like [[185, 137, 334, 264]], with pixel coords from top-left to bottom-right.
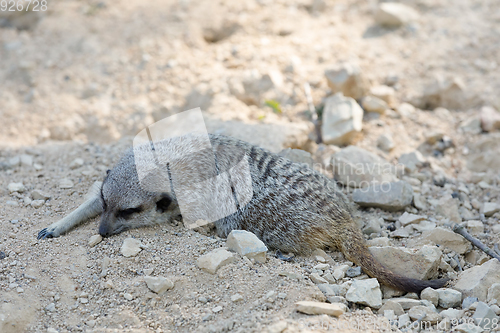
[[98, 210, 118, 237]]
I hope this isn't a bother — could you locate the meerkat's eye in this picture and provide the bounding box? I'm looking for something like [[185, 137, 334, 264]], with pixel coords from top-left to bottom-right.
[[117, 207, 142, 219]]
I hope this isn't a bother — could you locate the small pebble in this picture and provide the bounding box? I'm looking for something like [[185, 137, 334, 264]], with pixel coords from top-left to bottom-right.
[[88, 235, 103, 247], [59, 178, 74, 189]]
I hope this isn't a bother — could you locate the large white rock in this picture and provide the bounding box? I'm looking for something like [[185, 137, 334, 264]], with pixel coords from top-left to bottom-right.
[[226, 230, 268, 263], [421, 287, 439, 307], [144, 276, 174, 294], [322, 93, 363, 146], [324, 63, 367, 100], [120, 238, 142, 257], [437, 288, 462, 308], [345, 278, 382, 309], [295, 301, 347, 316], [369, 245, 442, 280], [375, 3, 420, 27], [454, 259, 500, 301], [332, 146, 397, 187], [422, 227, 472, 254], [196, 248, 236, 274]]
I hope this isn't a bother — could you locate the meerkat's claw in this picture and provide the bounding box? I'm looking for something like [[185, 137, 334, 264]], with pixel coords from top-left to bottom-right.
[[37, 228, 55, 240]]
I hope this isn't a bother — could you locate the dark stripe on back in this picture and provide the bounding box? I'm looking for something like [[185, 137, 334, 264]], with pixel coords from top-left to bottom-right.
[[262, 155, 278, 178]]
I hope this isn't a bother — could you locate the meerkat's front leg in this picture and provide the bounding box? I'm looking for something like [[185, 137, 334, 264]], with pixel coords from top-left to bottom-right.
[[37, 181, 104, 239]]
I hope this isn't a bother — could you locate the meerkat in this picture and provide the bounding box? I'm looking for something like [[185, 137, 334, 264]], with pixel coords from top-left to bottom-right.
[[38, 134, 448, 293]]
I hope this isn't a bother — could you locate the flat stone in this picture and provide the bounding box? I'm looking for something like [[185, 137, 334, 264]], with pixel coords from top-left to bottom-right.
[[59, 178, 74, 189], [421, 287, 439, 307], [398, 212, 426, 226], [8, 182, 26, 193], [310, 273, 328, 284], [390, 297, 423, 310], [226, 230, 268, 263], [435, 196, 462, 223], [473, 302, 499, 329], [88, 235, 103, 247], [369, 85, 396, 106], [20, 154, 33, 167], [422, 227, 472, 254], [466, 133, 500, 173], [366, 237, 390, 247], [454, 259, 500, 301], [369, 245, 441, 280], [322, 93, 363, 146], [31, 200, 45, 208], [8, 156, 20, 167], [480, 106, 500, 132], [467, 220, 485, 235], [460, 117, 482, 134], [31, 189, 51, 200], [440, 308, 462, 320], [483, 202, 500, 217], [375, 2, 420, 27], [487, 283, 500, 304], [437, 288, 462, 308], [333, 146, 397, 187], [345, 278, 382, 309], [453, 323, 484, 333], [378, 300, 404, 316], [324, 63, 367, 100], [197, 248, 236, 274], [463, 297, 479, 309], [397, 102, 415, 117], [120, 238, 142, 257], [376, 134, 395, 152], [362, 96, 388, 114], [295, 301, 347, 317], [69, 158, 84, 169], [423, 76, 466, 110], [332, 264, 349, 280], [352, 181, 413, 211], [144, 276, 174, 294], [408, 305, 442, 324], [398, 151, 425, 173], [413, 220, 437, 232]]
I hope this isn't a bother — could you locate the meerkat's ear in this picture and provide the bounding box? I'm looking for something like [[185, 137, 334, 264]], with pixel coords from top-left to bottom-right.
[[106, 169, 111, 175], [156, 193, 173, 212]]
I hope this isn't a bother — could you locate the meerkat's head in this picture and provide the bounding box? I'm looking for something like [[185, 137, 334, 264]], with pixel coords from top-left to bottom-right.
[[98, 150, 182, 237]]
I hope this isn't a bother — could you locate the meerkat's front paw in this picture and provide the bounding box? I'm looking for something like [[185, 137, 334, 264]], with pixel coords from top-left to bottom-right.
[[37, 227, 60, 239]]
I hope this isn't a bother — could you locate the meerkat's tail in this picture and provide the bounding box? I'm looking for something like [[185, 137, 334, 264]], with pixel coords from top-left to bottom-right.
[[337, 224, 449, 293]]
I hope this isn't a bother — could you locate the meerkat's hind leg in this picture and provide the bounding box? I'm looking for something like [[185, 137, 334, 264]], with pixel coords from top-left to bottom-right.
[[37, 181, 104, 239]]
